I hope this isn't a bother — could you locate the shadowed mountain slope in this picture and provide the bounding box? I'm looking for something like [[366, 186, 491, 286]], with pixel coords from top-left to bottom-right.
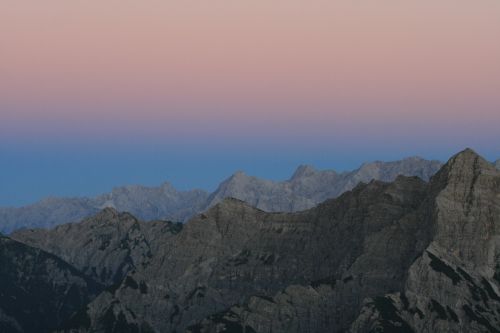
[[0, 235, 103, 333]]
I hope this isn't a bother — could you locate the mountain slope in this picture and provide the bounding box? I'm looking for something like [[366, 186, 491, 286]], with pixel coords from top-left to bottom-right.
[[350, 149, 500, 333], [193, 149, 500, 333], [53, 149, 500, 333], [62, 176, 430, 332], [0, 235, 103, 333], [12, 208, 182, 287]]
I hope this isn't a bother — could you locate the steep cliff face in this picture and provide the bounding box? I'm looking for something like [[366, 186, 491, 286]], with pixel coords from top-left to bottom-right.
[[12, 208, 182, 287], [349, 149, 500, 333], [0, 236, 103, 333]]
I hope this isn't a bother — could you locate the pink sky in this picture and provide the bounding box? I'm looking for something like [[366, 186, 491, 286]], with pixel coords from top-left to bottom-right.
[[1, 0, 500, 142]]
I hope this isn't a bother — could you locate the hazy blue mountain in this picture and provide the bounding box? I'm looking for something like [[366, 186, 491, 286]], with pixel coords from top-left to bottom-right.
[[0, 157, 442, 234], [0, 183, 207, 234], [206, 156, 442, 212]]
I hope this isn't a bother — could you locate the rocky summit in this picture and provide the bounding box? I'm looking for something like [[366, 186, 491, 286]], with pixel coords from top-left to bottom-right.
[[4, 149, 500, 332]]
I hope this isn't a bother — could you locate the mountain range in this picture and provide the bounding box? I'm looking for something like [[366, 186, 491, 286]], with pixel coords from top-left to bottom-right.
[[0, 156, 443, 234], [3, 148, 500, 332]]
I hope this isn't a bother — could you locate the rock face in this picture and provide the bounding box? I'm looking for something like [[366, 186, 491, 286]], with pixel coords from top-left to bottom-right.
[[0, 183, 208, 234], [350, 149, 500, 333], [495, 159, 500, 170], [0, 235, 102, 333], [49, 149, 500, 333], [12, 208, 182, 287], [0, 157, 441, 234]]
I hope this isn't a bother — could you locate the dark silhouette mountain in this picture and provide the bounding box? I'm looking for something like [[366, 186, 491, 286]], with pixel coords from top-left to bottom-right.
[[10, 149, 496, 333], [0, 157, 442, 234], [0, 235, 103, 333]]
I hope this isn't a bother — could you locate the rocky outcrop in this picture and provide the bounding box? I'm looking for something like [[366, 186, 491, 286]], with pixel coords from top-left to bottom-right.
[[0, 158, 441, 234], [12, 208, 182, 287], [0, 235, 103, 333]]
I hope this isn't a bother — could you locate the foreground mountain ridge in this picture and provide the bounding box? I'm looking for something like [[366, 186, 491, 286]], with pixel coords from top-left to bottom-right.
[[0, 235, 103, 333], [0, 156, 443, 233], [9, 148, 500, 332]]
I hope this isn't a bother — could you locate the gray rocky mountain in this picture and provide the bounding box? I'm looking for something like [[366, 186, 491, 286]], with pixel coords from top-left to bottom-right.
[[0, 156, 442, 234], [0, 157, 441, 233], [0, 235, 103, 333], [0, 183, 208, 234], [6, 149, 498, 332], [38, 149, 497, 333], [206, 156, 442, 212], [495, 159, 500, 170], [12, 208, 182, 286], [191, 149, 500, 333]]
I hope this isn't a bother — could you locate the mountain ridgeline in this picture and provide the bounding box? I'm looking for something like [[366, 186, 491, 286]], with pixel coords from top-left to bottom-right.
[[0, 157, 443, 233], [5, 149, 500, 332]]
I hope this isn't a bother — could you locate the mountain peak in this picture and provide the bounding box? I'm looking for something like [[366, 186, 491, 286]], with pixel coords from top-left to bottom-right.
[[91, 207, 137, 224], [290, 164, 317, 180], [433, 148, 495, 184], [447, 148, 491, 170], [217, 197, 249, 207], [97, 206, 119, 216], [455, 147, 479, 157], [231, 170, 247, 178]]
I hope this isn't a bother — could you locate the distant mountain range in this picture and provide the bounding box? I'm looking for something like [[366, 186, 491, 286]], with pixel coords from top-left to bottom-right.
[[7, 148, 500, 332], [0, 156, 444, 233]]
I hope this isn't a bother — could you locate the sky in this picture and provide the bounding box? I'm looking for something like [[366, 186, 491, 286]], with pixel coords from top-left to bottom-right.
[[1, 0, 500, 206]]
